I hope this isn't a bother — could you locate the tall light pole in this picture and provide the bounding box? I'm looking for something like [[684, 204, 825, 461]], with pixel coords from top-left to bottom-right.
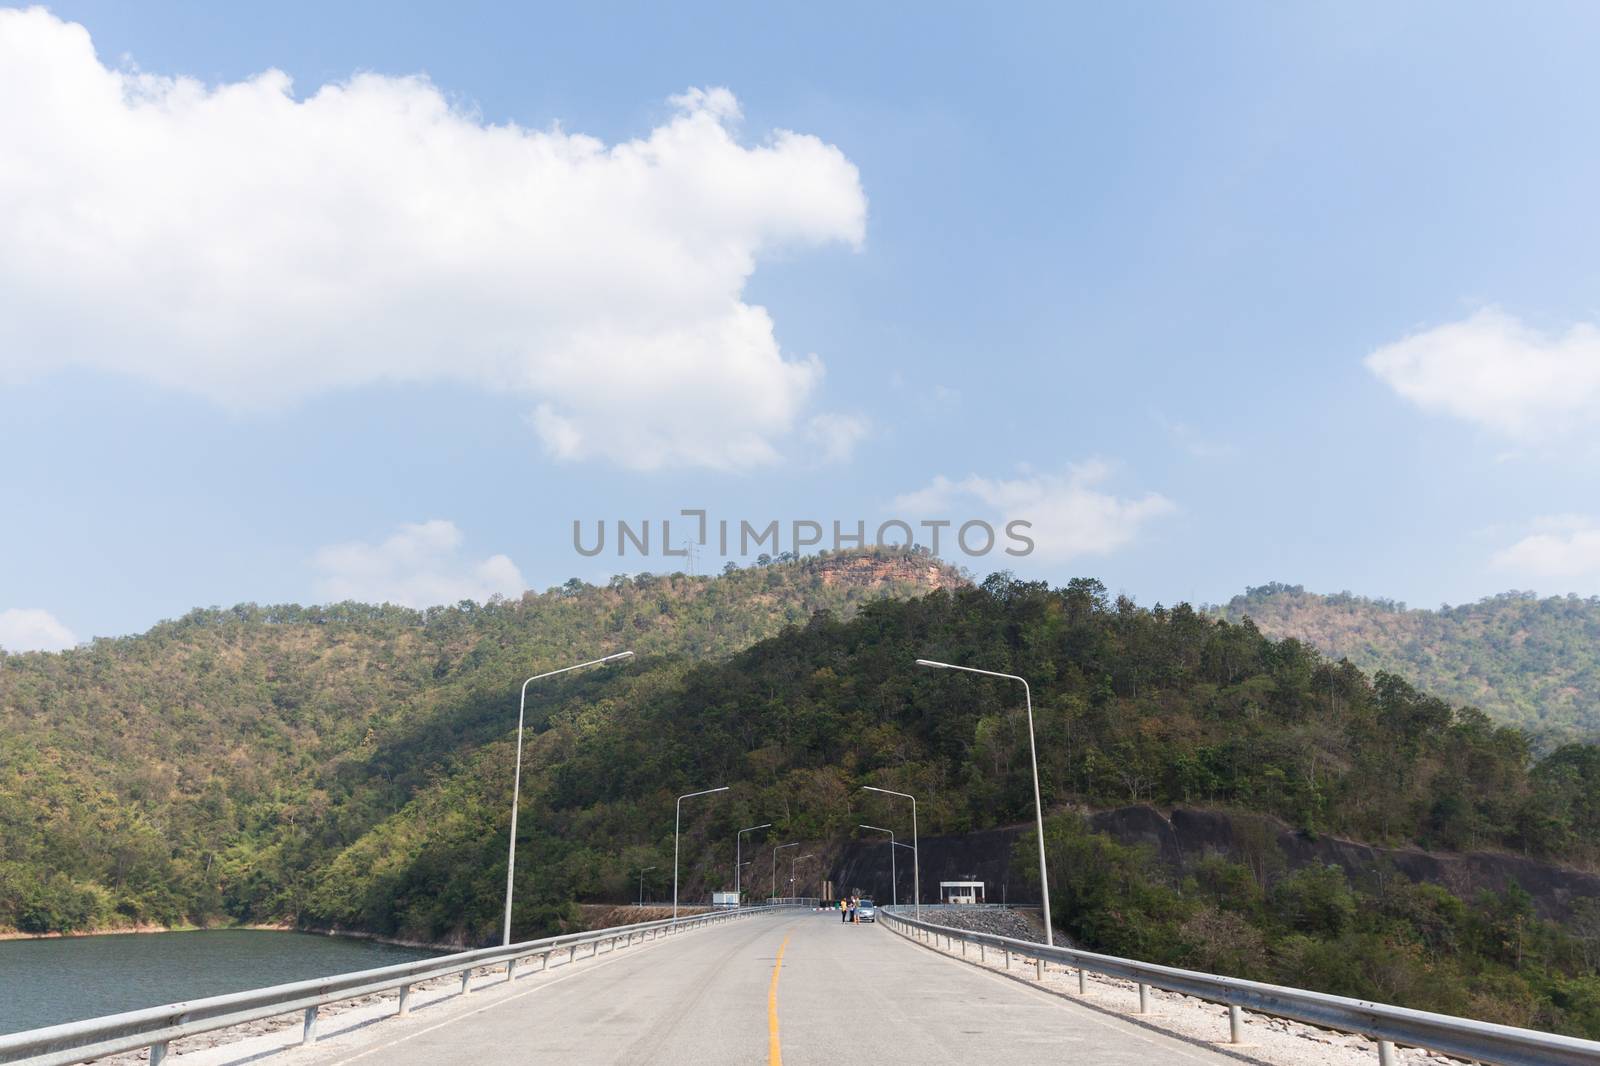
[[674, 786, 728, 918], [505, 651, 634, 945], [917, 658, 1053, 946], [861, 786, 919, 918], [859, 824, 911, 908], [792, 853, 814, 897], [736, 823, 772, 903], [637, 866, 655, 907], [772, 842, 798, 901]]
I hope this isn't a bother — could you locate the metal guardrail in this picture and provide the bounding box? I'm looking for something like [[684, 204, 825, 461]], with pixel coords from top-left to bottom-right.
[[880, 908, 1600, 1066], [0, 907, 776, 1066]]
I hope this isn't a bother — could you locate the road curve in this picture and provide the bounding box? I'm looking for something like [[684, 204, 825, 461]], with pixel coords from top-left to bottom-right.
[[299, 911, 1238, 1066]]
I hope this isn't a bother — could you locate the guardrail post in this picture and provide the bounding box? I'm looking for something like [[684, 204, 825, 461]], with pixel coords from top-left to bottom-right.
[[302, 1006, 319, 1045], [541, 951, 550, 971], [1004, 948, 1011, 969], [1228, 1004, 1243, 1044], [1137, 984, 1149, 1014], [979, 943, 986, 963], [149, 1042, 169, 1065], [460, 968, 473, 996], [507, 957, 518, 983], [1077, 967, 1086, 995], [1035, 958, 1044, 980], [1378, 1039, 1396, 1066], [398, 982, 412, 1016]]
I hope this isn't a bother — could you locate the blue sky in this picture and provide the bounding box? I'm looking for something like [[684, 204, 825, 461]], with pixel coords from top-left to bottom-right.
[[4, 1, 1600, 649]]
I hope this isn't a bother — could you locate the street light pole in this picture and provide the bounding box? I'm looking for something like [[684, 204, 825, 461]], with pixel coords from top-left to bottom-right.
[[917, 658, 1053, 946], [772, 842, 798, 901], [505, 651, 634, 946], [674, 786, 729, 919], [859, 824, 910, 909], [792, 853, 814, 897], [637, 866, 655, 907], [861, 786, 919, 919], [736, 823, 772, 904]]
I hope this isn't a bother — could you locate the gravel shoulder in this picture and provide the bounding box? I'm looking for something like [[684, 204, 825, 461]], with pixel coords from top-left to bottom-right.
[[888, 910, 1472, 1066]]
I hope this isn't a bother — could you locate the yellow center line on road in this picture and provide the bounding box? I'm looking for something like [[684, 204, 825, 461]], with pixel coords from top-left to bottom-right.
[[768, 933, 791, 1066]]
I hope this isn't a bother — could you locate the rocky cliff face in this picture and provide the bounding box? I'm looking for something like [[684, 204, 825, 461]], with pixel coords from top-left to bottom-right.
[[1088, 805, 1600, 921], [816, 552, 965, 592], [826, 806, 1600, 921], [831, 824, 1030, 906]]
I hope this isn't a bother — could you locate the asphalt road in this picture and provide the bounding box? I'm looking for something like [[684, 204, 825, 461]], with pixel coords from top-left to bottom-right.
[[300, 912, 1239, 1066]]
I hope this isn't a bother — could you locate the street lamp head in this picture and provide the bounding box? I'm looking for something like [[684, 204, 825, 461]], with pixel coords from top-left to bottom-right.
[[915, 658, 950, 668], [604, 650, 636, 663]]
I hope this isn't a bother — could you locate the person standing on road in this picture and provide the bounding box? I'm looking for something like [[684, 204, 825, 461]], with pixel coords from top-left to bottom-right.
[[840, 898, 849, 923]]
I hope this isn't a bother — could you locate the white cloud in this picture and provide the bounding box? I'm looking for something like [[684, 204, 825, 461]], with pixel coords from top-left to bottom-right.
[[1160, 418, 1237, 460], [0, 10, 867, 470], [1492, 515, 1600, 581], [1366, 308, 1600, 441], [893, 462, 1175, 562], [312, 520, 525, 607], [804, 412, 870, 464], [0, 608, 79, 652]]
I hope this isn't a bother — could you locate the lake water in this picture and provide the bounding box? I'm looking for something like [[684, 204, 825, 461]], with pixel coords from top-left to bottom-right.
[[0, 929, 442, 1035]]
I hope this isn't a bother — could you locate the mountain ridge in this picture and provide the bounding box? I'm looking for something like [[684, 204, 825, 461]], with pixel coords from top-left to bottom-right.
[[1214, 583, 1600, 743]]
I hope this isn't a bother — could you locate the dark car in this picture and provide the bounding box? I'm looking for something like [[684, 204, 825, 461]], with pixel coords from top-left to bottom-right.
[[856, 898, 877, 922]]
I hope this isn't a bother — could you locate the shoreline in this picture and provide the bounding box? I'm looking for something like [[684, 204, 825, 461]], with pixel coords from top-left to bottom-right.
[[0, 921, 295, 943], [1, 902, 702, 950], [0, 921, 464, 953]]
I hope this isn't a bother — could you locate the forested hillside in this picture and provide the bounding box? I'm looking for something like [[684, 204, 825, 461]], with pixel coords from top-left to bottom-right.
[[1217, 584, 1600, 744], [8, 566, 1600, 1035], [0, 550, 958, 935]]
